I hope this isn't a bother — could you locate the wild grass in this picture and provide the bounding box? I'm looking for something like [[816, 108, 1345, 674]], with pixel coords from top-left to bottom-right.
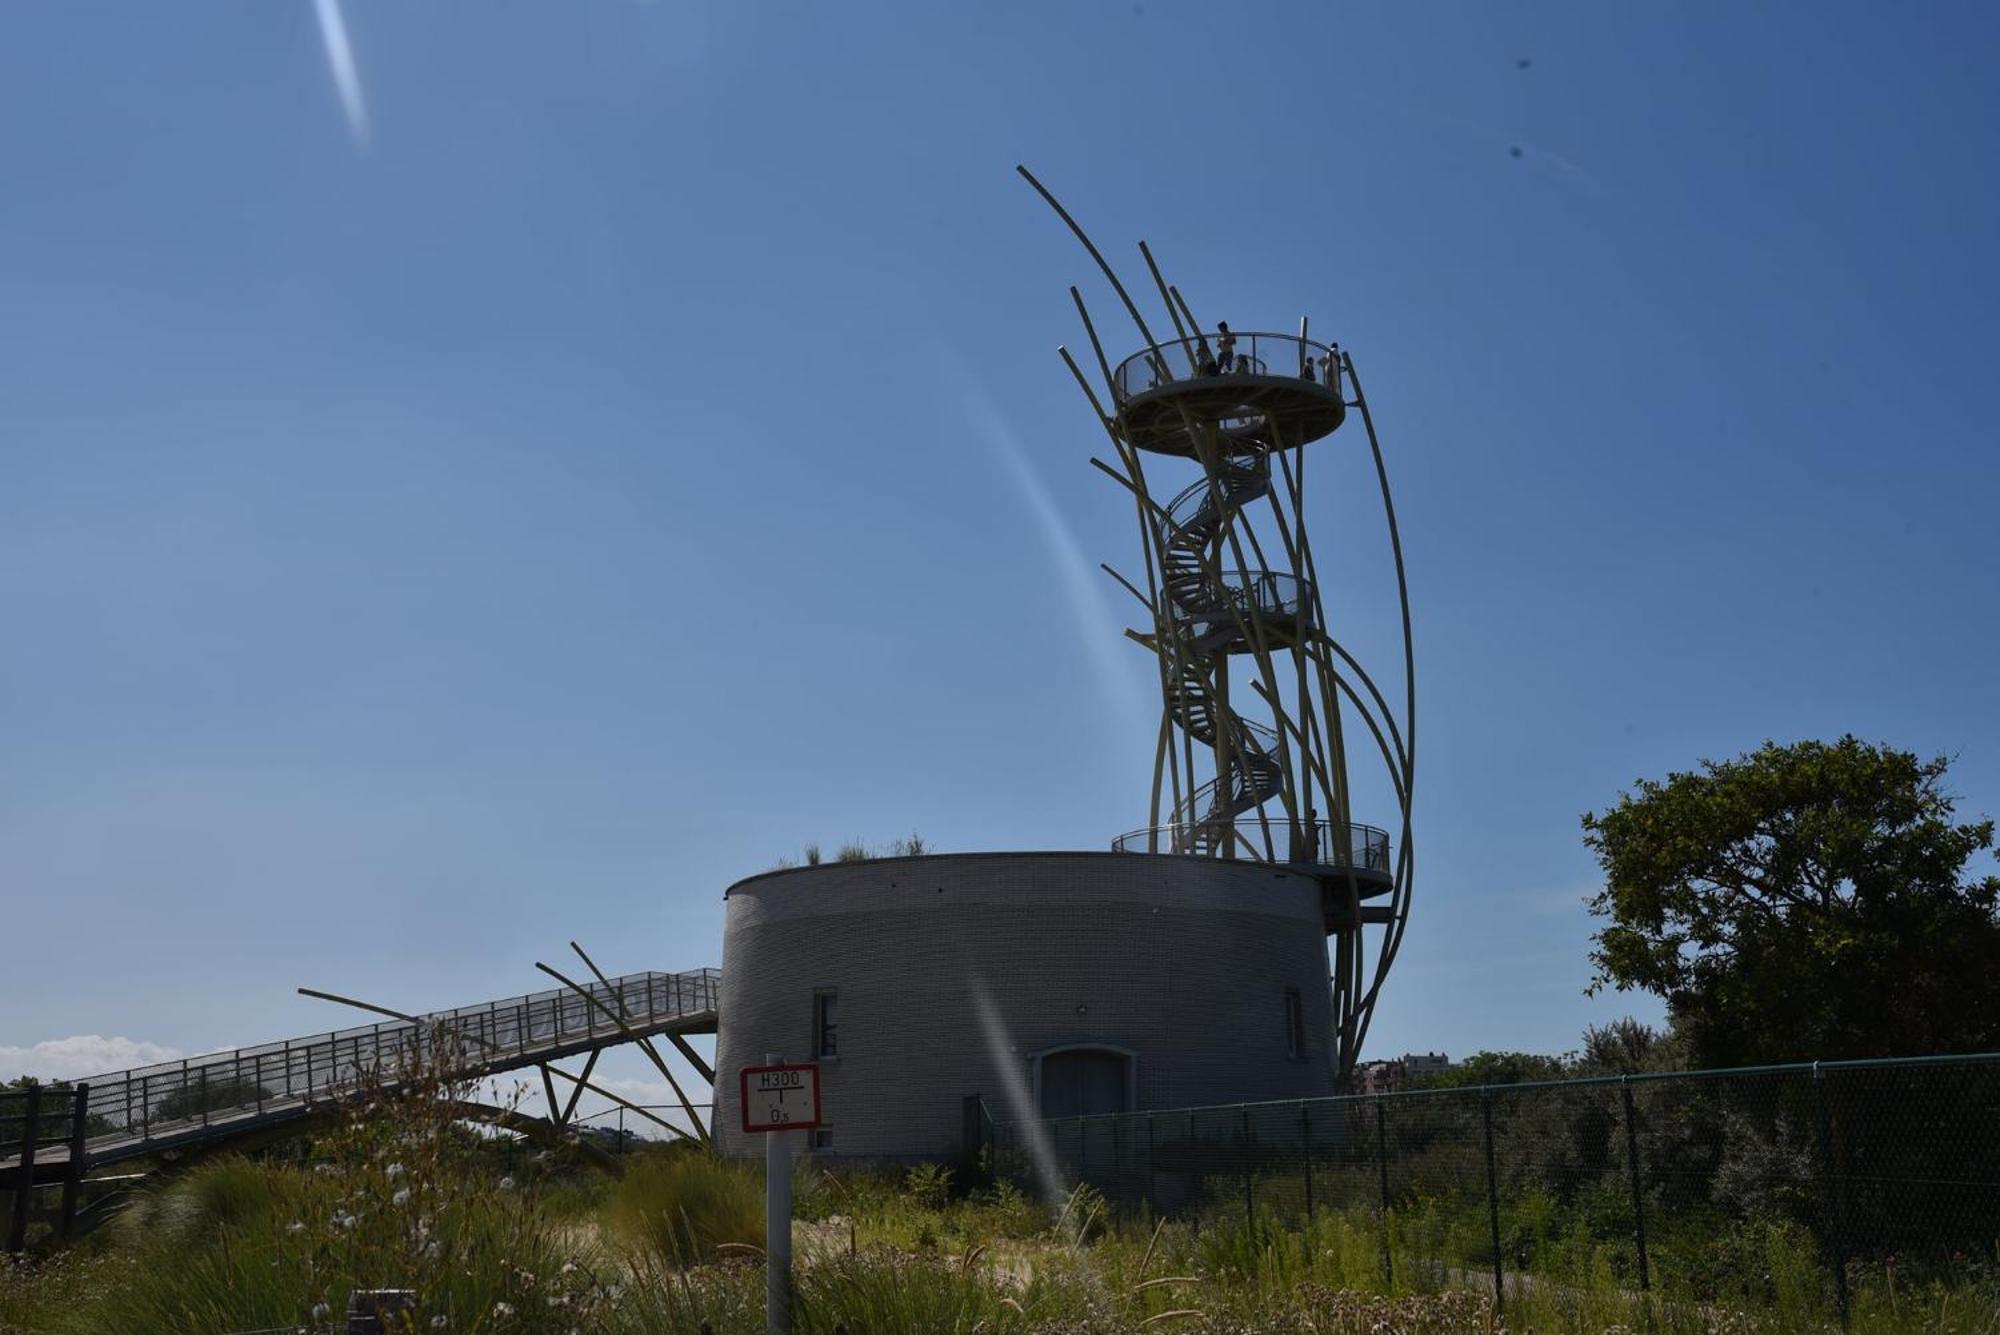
[[9, 1113, 2000, 1333], [603, 1148, 765, 1265]]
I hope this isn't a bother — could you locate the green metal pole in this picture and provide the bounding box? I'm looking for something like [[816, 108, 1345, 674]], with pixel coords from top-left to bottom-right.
[[1622, 1077, 1653, 1323], [1812, 1063, 1851, 1329], [1482, 1089, 1503, 1320], [1375, 1096, 1392, 1290]]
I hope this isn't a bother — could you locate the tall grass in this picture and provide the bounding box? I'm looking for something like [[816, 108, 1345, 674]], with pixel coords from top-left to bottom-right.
[[9, 1102, 1999, 1333], [603, 1150, 765, 1266]]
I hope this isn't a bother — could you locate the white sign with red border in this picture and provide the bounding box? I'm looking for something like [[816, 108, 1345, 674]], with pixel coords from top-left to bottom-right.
[[740, 1061, 821, 1133]]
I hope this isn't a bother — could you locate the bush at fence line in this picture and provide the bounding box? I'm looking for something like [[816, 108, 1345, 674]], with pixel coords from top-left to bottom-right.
[[902, 1161, 953, 1211]]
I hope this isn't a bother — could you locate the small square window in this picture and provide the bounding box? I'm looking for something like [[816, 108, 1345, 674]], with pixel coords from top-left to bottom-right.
[[1283, 987, 1305, 1060], [814, 991, 838, 1059], [811, 1128, 834, 1151]]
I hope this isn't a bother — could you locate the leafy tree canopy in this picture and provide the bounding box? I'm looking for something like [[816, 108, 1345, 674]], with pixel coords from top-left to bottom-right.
[[1583, 736, 2000, 1067], [1419, 1051, 1569, 1089]]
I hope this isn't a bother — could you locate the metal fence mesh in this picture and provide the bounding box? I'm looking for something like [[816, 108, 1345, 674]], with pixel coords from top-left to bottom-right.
[[991, 1053, 2000, 1318]]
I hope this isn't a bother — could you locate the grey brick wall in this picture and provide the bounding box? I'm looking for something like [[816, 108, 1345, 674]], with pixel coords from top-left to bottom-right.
[[713, 852, 1337, 1160]]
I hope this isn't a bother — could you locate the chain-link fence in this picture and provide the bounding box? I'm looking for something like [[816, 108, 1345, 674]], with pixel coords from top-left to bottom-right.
[[989, 1053, 2000, 1323]]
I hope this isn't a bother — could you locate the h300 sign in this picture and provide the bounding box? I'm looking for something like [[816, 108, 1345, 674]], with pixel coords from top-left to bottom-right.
[[739, 1062, 821, 1133]]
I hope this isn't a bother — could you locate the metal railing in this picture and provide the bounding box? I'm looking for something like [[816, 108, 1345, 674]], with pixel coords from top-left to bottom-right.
[[572, 1102, 717, 1148], [52, 967, 720, 1159], [1114, 332, 1344, 403], [1113, 819, 1390, 870], [989, 1052, 2000, 1327], [1167, 568, 1311, 626]]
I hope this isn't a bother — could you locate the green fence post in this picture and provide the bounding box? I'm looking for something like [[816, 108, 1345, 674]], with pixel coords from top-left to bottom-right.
[[1812, 1062, 1851, 1329], [1482, 1088, 1503, 1319], [1300, 1100, 1314, 1221], [1375, 1096, 1392, 1290], [58, 1085, 88, 1239], [1145, 1112, 1156, 1214], [1621, 1076, 1653, 1321], [7, 1083, 41, 1253], [1241, 1103, 1253, 1223]]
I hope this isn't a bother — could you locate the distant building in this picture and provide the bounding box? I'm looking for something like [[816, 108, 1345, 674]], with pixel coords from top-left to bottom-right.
[[1403, 1051, 1454, 1080], [1349, 1051, 1455, 1095], [1351, 1060, 1404, 1094]]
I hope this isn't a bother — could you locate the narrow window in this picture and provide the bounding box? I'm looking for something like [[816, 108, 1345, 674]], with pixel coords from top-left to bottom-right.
[[1283, 987, 1305, 1060], [814, 990, 838, 1058]]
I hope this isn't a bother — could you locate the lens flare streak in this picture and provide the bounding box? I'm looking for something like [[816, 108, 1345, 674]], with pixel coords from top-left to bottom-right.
[[312, 0, 370, 147]]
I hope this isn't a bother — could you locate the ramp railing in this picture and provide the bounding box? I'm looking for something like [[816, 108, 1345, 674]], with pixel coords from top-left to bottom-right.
[[63, 968, 719, 1160]]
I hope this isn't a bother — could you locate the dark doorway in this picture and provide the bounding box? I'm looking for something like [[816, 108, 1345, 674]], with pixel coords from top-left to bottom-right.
[[1038, 1048, 1132, 1118]]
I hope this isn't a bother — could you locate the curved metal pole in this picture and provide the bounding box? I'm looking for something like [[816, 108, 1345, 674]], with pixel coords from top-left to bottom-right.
[[543, 954, 710, 1147], [1018, 165, 1166, 356], [1137, 242, 1196, 374], [1068, 287, 1120, 409], [1338, 351, 1418, 1064], [1061, 342, 1186, 824], [1342, 351, 1416, 792]]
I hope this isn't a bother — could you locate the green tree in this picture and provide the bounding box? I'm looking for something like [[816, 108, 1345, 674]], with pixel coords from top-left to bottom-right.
[[1574, 1017, 1683, 1075], [1, 1076, 118, 1140], [1421, 1051, 1568, 1088], [1583, 736, 2000, 1067]]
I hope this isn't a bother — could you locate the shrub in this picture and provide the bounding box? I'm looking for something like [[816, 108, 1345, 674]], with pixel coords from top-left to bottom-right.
[[903, 1162, 954, 1211], [604, 1151, 765, 1266]]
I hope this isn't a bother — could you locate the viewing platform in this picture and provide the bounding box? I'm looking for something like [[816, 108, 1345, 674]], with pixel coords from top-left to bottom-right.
[[1113, 818, 1391, 884], [1112, 331, 1347, 456]]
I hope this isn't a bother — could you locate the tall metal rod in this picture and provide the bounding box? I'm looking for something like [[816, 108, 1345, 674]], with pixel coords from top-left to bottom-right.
[[1483, 1090, 1504, 1318], [557, 948, 712, 1144], [1621, 1077, 1654, 1318], [1068, 287, 1119, 407], [1061, 343, 1186, 825], [1136, 241, 1195, 371], [1338, 352, 1418, 1064], [1017, 165, 1165, 355], [535, 960, 708, 1145]]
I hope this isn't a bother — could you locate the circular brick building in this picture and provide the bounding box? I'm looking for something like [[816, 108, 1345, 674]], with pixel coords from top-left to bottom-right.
[[712, 851, 1342, 1160]]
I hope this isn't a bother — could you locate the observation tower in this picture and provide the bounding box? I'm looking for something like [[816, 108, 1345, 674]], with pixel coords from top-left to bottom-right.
[[710, 171, 1416, 1161], [1022, 167, 1416, 1079]]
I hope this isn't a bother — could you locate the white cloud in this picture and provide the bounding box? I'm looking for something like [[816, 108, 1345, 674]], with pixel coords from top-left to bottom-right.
[[0, 1035, 183, 1084]]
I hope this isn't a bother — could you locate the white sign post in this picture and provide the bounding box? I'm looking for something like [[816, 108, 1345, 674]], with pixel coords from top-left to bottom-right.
[[740, 1056, 821, 1335]]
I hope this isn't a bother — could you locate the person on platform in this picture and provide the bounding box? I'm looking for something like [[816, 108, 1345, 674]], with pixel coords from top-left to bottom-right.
[[1215, 322, 1236, 374]]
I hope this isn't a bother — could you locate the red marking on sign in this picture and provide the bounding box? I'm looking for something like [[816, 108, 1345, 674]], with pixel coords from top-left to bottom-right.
[[739, 1062, 822, 1133]]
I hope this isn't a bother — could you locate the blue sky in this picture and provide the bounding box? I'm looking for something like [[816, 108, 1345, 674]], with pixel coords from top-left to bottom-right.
[[3, 2, 1996, 1112]]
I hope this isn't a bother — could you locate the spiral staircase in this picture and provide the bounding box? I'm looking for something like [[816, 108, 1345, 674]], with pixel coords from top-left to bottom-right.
[[1156, 445, 1299, 856]]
